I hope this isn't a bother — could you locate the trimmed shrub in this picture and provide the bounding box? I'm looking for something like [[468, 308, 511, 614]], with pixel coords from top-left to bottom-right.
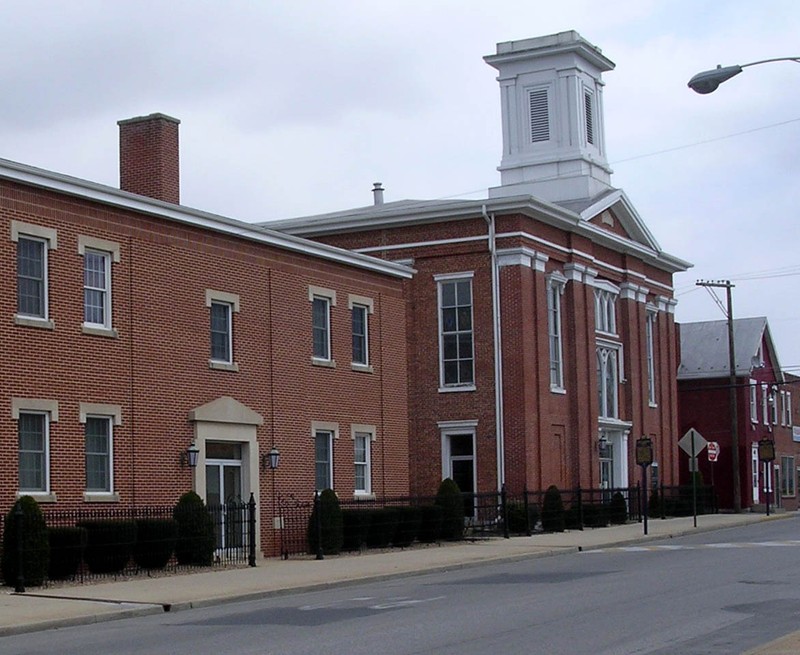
[[417, 505, 443, 543], [583, 503, 609, 528], [391, 506, 422, 548], [435, 478, 465, 541], [341, 510, 371, 552], [541, 485, 565, 533], [365, 508, 398, 549], [564, 506, 582, 530], [47, 526, 87, 581], [174, 491, 216, 566], [608, 492, 628, 525], [79, 520, 137, 574], [307, 489, 343, 556], [648, 489, 663, 518], [506, 502, 540, 534], [133, 518, 178, 570], [2, 496, 49, 587]]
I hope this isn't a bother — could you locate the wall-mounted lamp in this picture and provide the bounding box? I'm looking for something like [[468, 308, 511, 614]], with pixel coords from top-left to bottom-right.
[[261, 446, 280, 471], [180, 442, 200, 468]]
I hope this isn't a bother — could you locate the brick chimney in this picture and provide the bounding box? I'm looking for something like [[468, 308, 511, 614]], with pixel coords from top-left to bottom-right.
[[118, 113, 180, 204]]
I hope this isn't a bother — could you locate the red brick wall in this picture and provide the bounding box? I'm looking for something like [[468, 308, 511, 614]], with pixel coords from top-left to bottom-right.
[[118, 114, 181, 204], [1, 179, 409, 556]]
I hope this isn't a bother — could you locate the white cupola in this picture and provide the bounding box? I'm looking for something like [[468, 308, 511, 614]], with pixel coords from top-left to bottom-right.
[[484, 31, 615, 204]]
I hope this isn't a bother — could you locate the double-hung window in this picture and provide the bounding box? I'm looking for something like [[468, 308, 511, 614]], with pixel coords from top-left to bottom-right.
[[750, 380, 758, 425], [437, 273, 474, 389], [205, 290, 240, 370], [594, 285, 618, 335], [762, 384, 769, 427], [309, 286, 336, 365], [348, 295, 374, 371], [353, 426, 374, 496], [85, 416, 112, 493], [781, 456, 796, 497], [314, 427, 334, 491], [80, 403, 121, 500], [78, 236, 120, 335], [547, 273, 566, 391], [12, 221, 57, 329], [785, 392, 793, 427], [13, 398, 58, 499]]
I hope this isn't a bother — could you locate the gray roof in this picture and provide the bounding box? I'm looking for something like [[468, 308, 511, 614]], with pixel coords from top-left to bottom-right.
[[678, 317, 772, 380]]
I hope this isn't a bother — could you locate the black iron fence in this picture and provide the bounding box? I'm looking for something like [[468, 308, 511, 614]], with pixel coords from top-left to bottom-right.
[[276, 483, 709, 559], [0, 498, 257, 590]]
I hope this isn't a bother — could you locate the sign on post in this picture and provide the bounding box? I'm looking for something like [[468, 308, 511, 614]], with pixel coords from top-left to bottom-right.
[[707, 441, 720, 463], [679, 428, 708, 457]]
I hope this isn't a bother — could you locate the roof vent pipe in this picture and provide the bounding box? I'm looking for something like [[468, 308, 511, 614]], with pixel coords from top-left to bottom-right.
[[372, 182, 384, 205]]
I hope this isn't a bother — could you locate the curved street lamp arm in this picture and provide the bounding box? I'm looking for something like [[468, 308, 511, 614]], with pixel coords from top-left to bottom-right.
[[688, 57, 800, 94]]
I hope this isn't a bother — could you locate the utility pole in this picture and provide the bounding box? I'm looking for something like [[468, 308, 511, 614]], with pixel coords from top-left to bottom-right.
[[696, 280, 741, 512]]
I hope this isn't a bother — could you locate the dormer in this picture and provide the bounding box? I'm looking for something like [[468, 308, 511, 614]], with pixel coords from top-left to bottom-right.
[[484, 31, 615, 204]]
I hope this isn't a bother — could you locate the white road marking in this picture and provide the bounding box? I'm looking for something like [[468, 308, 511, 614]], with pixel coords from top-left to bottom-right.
[[583, 540, 800, 554]]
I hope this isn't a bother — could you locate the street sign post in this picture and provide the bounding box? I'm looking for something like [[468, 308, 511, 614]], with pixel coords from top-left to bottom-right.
[[707, 441, 719, 488], [680, 428, 708, 527]]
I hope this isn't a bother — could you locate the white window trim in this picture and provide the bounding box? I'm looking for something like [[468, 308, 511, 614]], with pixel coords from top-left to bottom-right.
[[348, 295, 374, 372], [781, 456, 796, 497], [645, 309, 657, 407], [81, 248, 114, 334], [312, 421, 338, 491], [435, 271, 476, 392], [352, 424, 376, 497], [12, 398, 59, 502], [750, 379, 758, 425], [12, 222, 57, 329], [785, 392, 793, 427], [206, 290, 240, 371], [79, 236, 121, 337], [547, 273, 566, 392], [597, 342, 622, 420], [309, 286, 336, 367], [762, 384, 769, 427], [438, 420, 478, 483], [82, 414, 119, 500], [593, 282, 619, 336]]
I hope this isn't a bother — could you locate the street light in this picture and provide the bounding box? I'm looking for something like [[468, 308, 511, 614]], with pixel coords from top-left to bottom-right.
[[688, 57, 800, 94]]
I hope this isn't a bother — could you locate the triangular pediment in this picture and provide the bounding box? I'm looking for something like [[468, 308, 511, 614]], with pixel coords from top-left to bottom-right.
[[579, 189, 661, 252], [188, 396, 264, 425]]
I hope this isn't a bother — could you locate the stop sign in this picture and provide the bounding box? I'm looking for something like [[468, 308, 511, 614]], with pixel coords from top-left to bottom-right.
[[707, 441, 720, 462]]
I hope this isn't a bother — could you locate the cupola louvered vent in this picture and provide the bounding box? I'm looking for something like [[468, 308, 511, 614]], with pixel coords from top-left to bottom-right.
[[584, 90, 594, 145], [529, 88, 550, 143]]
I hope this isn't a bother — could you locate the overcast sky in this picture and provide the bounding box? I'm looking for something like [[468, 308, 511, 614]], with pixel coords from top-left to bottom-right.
[[3, 0, 799, 373]]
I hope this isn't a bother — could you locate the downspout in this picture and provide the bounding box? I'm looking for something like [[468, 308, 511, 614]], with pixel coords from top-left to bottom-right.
[[482, 205, 505, 492]]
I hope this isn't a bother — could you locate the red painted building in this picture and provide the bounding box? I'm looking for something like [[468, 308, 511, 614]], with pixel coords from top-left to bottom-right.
[[267, 32, 691, 498], [678, 317, 798, 511], [2, 114, 412, 556]]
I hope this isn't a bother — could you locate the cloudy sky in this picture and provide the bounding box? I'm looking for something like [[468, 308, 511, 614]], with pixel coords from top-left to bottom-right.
[[3, 0, 799, 372]]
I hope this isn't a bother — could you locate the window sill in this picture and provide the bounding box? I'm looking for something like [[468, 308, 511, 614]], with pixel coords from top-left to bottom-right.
[[438, 384, 477, 393], [209, 360, 239, 372], [353, 493, 376, 500], [15, 315, 55, 330], [550, 386, 567, 395], [648, 402, 658, 409], [351, 363, 374, 374], [312, 357, 336, 369], [82, 325, 119, 338], [17, 492, 57, 503], [84, 492, 120, 503]]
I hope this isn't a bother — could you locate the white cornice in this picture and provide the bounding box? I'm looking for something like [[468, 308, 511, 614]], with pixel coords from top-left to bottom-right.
[[496, 247, 548, 271], [0, 158, 414, 280]]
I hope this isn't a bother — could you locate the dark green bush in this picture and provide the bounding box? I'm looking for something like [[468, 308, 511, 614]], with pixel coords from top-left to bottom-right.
[[541, 485, 565, 533], [564, 505, 582, 530], [79, 520, 137, 574], [365, 508, 398, 549], [133, 518, 178, 570], [391, 506, 422, 548], [2, 496, 49, 586], [435, 478, 465, 541], [608, 492, 628, 525], [174, 491, 216, 566], [417, 505, 443, 543], [47, 526, 87, 580], [307, 489, 343, 556], [341, 509, 371, 552], [648, 489, 663, 518], [583, 503, 609, 528], [506, 502, 540, 534]]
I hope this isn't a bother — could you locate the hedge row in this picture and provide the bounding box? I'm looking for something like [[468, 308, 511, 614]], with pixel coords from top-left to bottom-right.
[[2, 492, 216, 586]]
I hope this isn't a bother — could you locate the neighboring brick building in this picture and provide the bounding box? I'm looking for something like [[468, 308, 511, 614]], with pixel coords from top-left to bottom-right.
[[678, 318, 798, 511], [266, 32, 691, 499], [2, 114, 412, 556]]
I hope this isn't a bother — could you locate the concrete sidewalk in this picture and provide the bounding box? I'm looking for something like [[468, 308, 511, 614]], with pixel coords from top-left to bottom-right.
[[1, 512, 798, 653]]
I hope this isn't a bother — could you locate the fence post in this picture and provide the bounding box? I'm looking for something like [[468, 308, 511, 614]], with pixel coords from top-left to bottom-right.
[[523, 486, 532, 536], [576, 487, 584, 531], [314, 491, 324, 560], [501, 485, 509, 539], [248, 492, 257, 567], [14, 503, 25, 593], [660, 482, 666, 520]]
